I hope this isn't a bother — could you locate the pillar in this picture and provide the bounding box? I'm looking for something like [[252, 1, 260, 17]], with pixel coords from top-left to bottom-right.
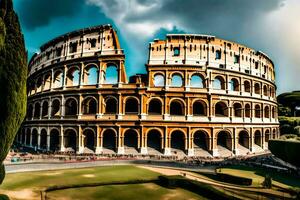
[[164, 127, 171, 155], [60, 126, 65, 152], [78, 125, 84, 153], [187, 127, 194, 156], [95, 126, 102, 154], [140, 126, 147, 154], [117, 127, 124, 154]]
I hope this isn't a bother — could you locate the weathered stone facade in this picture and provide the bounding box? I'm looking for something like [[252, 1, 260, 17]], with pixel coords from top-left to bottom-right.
[[18, 24, 279, 157]]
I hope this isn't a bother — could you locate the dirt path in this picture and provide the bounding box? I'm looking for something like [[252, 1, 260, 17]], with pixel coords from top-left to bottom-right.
[[139, 165, 294, 199]]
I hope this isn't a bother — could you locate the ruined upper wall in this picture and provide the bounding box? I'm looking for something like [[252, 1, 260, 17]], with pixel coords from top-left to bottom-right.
[[28, 24, 123, 76], [148, 34, 275, 82]]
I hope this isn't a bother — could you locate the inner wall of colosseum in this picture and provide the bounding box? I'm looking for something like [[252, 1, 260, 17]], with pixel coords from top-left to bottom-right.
[[18, 25, 279, 157]]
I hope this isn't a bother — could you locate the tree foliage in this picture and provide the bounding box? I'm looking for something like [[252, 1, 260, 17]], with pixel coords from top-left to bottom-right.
[[0, 0, 27, 184]]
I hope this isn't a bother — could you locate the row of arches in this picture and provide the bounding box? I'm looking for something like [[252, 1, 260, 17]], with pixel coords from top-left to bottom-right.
[[29, 63, 119, 94], [27, 96, 278, 119], [19, 127, 278, 156], [153, 73, 275, 98]]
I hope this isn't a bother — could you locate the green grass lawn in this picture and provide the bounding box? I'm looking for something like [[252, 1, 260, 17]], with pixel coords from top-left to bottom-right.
[[0, 165, 204, 200], [47, 183, 204, 200], [218, 165, 300, 189]]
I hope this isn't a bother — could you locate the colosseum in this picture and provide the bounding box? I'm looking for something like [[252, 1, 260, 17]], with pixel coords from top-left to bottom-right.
[[17, 24, 280, 157]]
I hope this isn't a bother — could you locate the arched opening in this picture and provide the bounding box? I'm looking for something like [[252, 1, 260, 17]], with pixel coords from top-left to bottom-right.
[[65, 98, 77, 116], [229, 78, 239, 91], [40, 129, 47, 149], [50, 129, 60, 151], [153, 74, 165, 87], [217, 131, 232, 150], [254, 83, 260, 94], [51, 99, 60, 117], [255, 105, 261, 118], [254, 130, 262, 147], [170, 100, 184, 115], [26, 130, 31, 146], [193, 101, 206, 116], [124, 130, 139, 152], [239, 131, 250, 149], [105, 98, 117, 114], [53, 71, 63, 88], [43, 73, 51, 90], [34, 103, 41, 119], [64, 129, 77, 152], [193, 131, 209, 150], [213, 76, 225, 90], [105, 64, 118, 84], [264, 106, 270, 118], [125, 98, 139, 114], [233, 103, 242, 117], [147, 130, 162, 152], [171, 130, 185, 151], [263, 85, 268, 96], [265, 130, 270, 143], [82, 97, 97, 114], [190, 75, 204, 88], [22, 130, 26, 144], [42, 101, 49, 118], [171, 74, 183, 87], [148, 99, 162, 115], [85, 66, 98, 85], [83, 129, 95, 152], [67, 68, 80, 86], [36, 77, 43, 93], [244, 81, 251, 93], [215, 102, 228, 117], [245, 104, 251, 118], [27, 104, 33, 119], [31, 129, 38, 147], [102, 129, 116, 151]]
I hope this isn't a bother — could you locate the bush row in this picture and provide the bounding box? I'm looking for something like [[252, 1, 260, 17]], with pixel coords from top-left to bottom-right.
[[269, 140, 300, 167]]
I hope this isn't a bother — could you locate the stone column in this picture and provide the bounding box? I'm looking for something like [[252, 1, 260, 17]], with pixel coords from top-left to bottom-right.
[[48, 99, 52, 119], [95, 126, 102, 154], [79, 62, 84, 88], [117, 127, 124, 154], [47, 127, 50, 151], [187, 127, 194, 156], [140, 126, 147, 154], [78, 125, 84, 153], [60, 126, 65, 152], [37, 128, 41, 149], [233, 128, 239, 155], [163, 127, 171, 155]]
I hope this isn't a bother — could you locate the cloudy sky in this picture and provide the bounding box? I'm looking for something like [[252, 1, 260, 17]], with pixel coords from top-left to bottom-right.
[[14, 0, 300, 94]]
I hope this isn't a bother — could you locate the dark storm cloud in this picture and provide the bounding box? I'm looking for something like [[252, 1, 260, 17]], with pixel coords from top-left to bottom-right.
[[18, 0, 83, 30]]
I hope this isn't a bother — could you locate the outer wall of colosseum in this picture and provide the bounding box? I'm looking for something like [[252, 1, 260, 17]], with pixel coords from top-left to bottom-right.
[[18, 24, 279, 157]]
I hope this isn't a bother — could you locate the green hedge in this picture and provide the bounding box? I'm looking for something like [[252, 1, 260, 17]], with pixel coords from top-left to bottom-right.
[[158, 175, 237, 200], [269, 140, 300, 167], [216, 173, 252, 186], [0, 164, 4, 184]]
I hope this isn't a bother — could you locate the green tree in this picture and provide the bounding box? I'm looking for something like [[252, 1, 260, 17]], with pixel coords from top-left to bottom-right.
[[0, 0, 27, 184]]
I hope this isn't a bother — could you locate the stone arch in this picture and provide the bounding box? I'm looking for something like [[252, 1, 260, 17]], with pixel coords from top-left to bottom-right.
[[190, 73, 205, 88], [254, 130, 262, 147], [125, 97, 139, 114], [192, 100, 207, 116], [244, 80, 251, 93], [265, 129, 271, 143], [171, 73, 183, 87], [215, 101, 228, 117], [105, 96, 118, 114], [33, 102, 41, 119], [263, 85, 268, 96], [193, 130, 209, 150], [170, 129, 186, 151], [104, 63, 118, 84], [123, 129, 140, 152], [102, 128, 117, 152], [66, 66, 80, 86], [148, 98, 163, 115], [65, 97, 78, 116], [27, 104, 33, 119], [254, 83, 261, 94], [42, 100, 49, 118], [255, 104, 261, 118], [170, 98, 185, 116], [147, 129, 163, 152], [245, 103, 251, 118], [51, 99, 61, 117], [43, 72, 51, 91], [264, 106, 270, 118], [233, 102, 243, 117], [213, 75, 226, 90], [82, 96, 97, 114], [84, 64, 98, 85], [36, 76, 43, 93], [50, 128, 60, 151], [229, 78, 239, 91], [31, 129, 38, 147], [216, 130, 233, 151], [83, 128, 96, 152], [40, 129, 47, 149], [26, 129, 31, 145], [53, 70, 63, 88], [238, 130, 250, 149], [64, 128, 78, 152], [153, 73, 165, 87]]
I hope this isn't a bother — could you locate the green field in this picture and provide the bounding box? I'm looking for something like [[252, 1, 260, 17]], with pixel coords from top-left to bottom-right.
[[0, 165, 204, 200]]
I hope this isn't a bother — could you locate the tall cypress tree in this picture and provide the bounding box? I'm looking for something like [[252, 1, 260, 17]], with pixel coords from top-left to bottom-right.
[[0, 0, 27, 184]]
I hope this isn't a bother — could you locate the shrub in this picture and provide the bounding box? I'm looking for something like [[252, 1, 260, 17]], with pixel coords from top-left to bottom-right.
[[262, 175, 272, 189], [269, 140, 300, 167], [217, 173, 252, 186]]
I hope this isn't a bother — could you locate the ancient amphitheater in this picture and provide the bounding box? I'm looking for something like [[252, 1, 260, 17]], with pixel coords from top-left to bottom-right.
[[17, 24, 279, 157]]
